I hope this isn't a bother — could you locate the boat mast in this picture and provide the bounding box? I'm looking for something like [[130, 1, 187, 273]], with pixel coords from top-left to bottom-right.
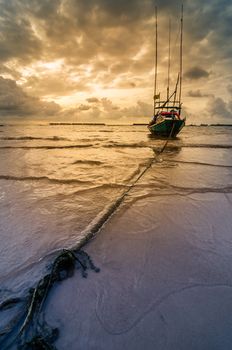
[[178, 4, 183, 111], [167, 18, 171, 104], [153, 6, 158, 117], [173, 73, 179, 107]]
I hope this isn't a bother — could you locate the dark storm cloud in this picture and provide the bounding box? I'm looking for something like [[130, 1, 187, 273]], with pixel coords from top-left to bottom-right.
[[182, 0, 232, 78], [0, 0, 176, 67], [0, 76, 60, 116], [187, 90, 211, 98], [0, 3, 42, 63], [0, 0, 230, 69], [0, 0, 231, 65], [184, 67, 209, 80]]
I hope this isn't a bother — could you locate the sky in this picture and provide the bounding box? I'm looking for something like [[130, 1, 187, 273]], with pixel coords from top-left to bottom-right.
[[0, 0, 232, 124]]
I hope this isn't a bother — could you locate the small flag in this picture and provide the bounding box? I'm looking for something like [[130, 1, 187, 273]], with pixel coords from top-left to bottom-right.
[[154, 93, 160, 100]]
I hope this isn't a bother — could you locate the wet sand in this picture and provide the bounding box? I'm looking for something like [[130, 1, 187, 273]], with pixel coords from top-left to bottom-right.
[[46, 191, 232, 350], [1, 124, 232, 349]]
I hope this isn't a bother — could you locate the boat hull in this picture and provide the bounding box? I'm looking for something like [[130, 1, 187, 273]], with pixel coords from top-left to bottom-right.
[[148, 118, 185, 137]]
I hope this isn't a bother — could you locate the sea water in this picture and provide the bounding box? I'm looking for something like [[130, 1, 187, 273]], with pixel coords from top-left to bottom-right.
[[0, 122, 232, 298]]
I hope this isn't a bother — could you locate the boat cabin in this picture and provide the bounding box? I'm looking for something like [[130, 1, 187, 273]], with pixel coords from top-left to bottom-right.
[[160, 110, 180, 119]]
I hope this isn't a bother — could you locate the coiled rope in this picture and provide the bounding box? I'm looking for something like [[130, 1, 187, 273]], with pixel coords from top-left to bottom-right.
[[0, 250, 100, 349]]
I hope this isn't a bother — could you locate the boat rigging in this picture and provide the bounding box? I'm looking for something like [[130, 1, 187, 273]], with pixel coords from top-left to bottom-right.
[[148, 5, 185, 137]]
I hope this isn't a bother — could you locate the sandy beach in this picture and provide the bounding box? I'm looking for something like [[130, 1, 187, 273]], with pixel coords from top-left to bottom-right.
[[45, 175, 232, 349], [0, 125, 232, 349]]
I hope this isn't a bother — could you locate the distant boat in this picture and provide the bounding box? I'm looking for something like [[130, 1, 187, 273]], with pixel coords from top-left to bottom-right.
[[148, 6, 185, 137]]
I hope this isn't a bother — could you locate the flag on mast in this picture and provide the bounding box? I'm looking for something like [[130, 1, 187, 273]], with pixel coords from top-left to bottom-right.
[[154, 93, 160, 100]]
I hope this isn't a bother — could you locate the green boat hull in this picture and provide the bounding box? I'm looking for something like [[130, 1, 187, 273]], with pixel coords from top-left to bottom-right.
[[148, 118, 185, 137]]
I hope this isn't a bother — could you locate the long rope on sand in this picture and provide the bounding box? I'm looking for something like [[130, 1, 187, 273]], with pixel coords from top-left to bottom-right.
[[0, 128, 174, 350], [77, 123, 176, 249]]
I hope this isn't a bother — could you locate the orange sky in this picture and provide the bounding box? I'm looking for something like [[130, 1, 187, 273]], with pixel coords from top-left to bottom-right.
[[0, 0, 231, 124]]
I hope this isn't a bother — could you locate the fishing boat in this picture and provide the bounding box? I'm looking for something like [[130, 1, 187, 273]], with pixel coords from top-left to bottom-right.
[[148, 6, 185, 137]]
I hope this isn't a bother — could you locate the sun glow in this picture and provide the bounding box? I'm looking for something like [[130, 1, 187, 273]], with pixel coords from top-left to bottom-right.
[[37, 59, 65, 71], [19, 59, 65, 79]]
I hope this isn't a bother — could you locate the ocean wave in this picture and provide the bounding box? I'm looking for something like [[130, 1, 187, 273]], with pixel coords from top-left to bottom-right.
[[167, 160, 232, 168], [98, 130, 114, 133], [133, 183, 232, 194], [1, 142, 232, 151], [49, 122, 105, 126], [72, 160, 103, 165], [0, 175, 93, 185], [170, 185, 232, 193], [0, 136, 70, 141], [0, 144, 94, 149], [39, 183, 128, 201], [104, 142, 148, 148], [104, 143, 232, 149], [183, 144, 232, 149]]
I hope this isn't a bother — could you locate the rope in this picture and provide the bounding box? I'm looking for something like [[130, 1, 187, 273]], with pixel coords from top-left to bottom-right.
[[76, 122, 178, 254], [0, 126, 175, 349], [159, 120, 176, 154], [0, 249, 100, 350]]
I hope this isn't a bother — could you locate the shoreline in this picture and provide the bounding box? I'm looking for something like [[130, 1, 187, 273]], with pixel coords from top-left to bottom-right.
[[0, 124, 232, 349]]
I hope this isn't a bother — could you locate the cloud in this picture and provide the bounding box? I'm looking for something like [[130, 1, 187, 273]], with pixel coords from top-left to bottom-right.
[[0, 0, 231, 123], [206, 95, 232, 119], [23, 71, 91, 97], [60, 97, 152, 123], [184, 66, 210, 80], [1, 1, 231, 70], [86, 97, 99, 103], [0, 63, 21, 80], [0, 6, 42, 63], [0, 76, 60, 116], [187, 90, 211, 98], [77, 104, 91, 111], [227, 84, 232, 95]]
